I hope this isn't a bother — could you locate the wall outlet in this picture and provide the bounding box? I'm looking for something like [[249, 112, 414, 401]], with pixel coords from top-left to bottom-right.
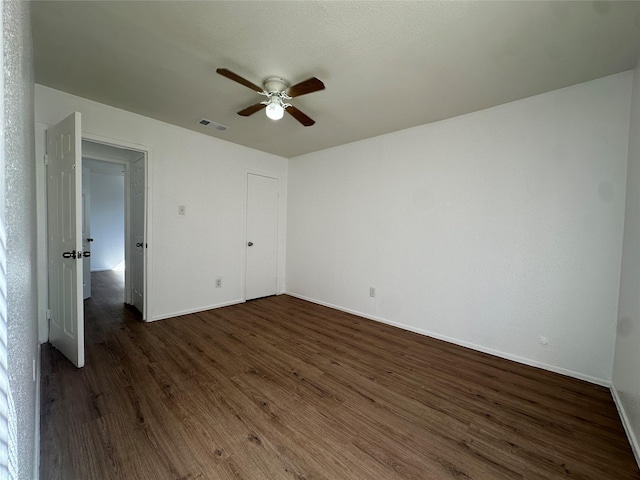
[[178, 205, 186, 215], [215, 277, 222, 288], [369, 287, 376, 298]]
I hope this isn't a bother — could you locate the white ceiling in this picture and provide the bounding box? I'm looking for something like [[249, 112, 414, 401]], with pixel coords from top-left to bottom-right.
[[31, 1, 640, 159]]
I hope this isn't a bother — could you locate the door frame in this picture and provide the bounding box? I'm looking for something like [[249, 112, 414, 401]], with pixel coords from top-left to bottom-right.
[[82, 133, 151, 320], [242, 169, 286, 301], [37, 128, 152, 344]]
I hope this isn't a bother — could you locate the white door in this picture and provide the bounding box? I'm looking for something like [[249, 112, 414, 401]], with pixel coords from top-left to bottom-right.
[[245, 174, 278, 300], [131, 156, 145, 315], [47, 112, 84, 368], [82, 166, 91, 299]]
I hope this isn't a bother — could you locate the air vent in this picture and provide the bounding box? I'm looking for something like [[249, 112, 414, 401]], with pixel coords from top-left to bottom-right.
[[198, 118, 228, 132]]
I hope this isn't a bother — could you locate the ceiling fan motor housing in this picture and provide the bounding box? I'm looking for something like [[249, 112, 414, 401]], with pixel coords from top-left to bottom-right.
[[263, 77, 289, 94]]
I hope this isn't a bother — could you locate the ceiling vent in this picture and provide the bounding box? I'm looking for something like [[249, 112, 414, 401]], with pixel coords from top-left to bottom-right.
[[198, 118, 228, 132]]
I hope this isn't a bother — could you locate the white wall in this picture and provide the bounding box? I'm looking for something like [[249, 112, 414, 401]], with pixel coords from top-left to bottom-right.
[[35, 85, 288, 328], [89, 170, 124, 271], [613, 59, 640, 462], [287, 72, 632, 385], [4, 1, 39, 478]]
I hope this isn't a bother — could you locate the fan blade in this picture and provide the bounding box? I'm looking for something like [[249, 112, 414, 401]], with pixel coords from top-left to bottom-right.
[[287, 77, 325, 97], [237, 103, 266, 116], [286, 106, 315, 126], [217, 68, 263, 92]]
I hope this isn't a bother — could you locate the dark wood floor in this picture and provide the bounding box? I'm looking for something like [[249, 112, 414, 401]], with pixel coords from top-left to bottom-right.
[[40, 271, 640, 479]]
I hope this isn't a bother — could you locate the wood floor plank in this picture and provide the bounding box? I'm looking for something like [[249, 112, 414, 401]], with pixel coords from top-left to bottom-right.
[[40, 271, 640, 479]]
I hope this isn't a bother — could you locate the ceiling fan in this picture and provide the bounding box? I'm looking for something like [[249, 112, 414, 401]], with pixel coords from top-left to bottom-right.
[[217, 68, 325, 126]]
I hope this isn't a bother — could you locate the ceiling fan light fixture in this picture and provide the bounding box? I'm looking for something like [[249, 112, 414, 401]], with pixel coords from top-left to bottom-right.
[[217, 69, 323, 126], [265, 99, 285, 120]]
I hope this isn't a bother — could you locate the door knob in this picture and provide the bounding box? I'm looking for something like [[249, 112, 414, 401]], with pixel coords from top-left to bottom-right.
[[87, 238, 94, 242], [62, 250, 77, 259], [136, 242, 143, 247], [247, 242, 254, 247]]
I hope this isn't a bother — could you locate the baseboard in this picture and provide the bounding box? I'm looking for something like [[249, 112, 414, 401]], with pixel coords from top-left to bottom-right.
[[33, 343, 41, 480], [611, 386, 640, 467], [285, 292, 610, 387], [149, 299, 245, 322]]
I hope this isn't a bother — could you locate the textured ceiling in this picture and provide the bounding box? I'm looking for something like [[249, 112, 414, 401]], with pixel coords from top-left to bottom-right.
[[31, 1, 640, 158]]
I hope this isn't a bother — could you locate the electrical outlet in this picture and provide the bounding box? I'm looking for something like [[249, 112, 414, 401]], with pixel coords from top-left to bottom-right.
[[215, 277, 222, 288], [369, 287, 376, 298], [178, 205, 186, 215]]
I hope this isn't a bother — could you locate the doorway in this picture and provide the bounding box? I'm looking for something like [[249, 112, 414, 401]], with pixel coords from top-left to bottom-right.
[[82, 157, 125, 299], [82, 140, 147, 317], [42, 111, 150, 368]]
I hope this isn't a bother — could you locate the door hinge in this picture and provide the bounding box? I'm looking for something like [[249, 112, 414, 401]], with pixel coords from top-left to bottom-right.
[[44, 154, 49, 166], [46, 309, 51, 321]]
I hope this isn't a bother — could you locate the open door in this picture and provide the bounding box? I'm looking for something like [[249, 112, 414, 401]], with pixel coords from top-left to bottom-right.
[[82, 166, 91, 299], [46, 112, 85, 368], [131, 155, 145, 315]]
